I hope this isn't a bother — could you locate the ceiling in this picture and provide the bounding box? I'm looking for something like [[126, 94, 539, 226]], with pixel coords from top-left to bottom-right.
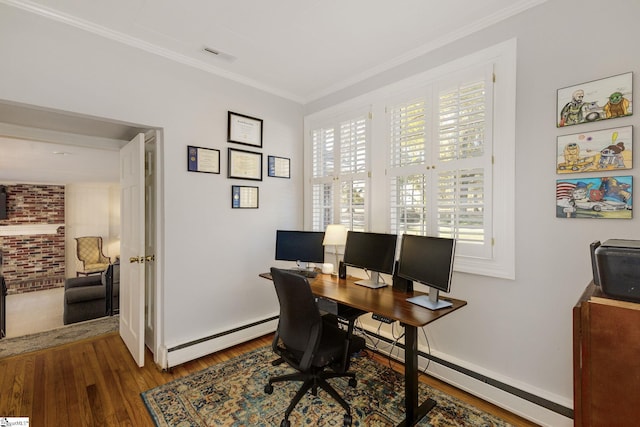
[[7, 0, 546, 103], [1, 0, 546, 185], [0, 101, 147, 185]]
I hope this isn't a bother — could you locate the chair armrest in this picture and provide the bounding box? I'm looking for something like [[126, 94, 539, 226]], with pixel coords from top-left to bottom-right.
[[65, 276, 102, 290], [75, 257, 86, 273]]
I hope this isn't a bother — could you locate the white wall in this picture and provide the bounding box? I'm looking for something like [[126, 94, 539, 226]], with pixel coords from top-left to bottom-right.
[[306, 0, 640, 425], [0, 3, 302, 361]]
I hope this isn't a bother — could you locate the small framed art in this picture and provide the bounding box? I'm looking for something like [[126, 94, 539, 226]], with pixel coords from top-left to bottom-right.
[[187, 145, 220, 174], [227, 111, 263, 147], [557, 72, 632, 127], [228, 148, 262, 181], [232, 185, 259, 209], [556, 175, 632, 219], [556, 126, 632, 174], [267, 155, 290, 178]]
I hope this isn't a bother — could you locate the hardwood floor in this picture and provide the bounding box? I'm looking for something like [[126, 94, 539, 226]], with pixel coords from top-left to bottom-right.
[[0, 332, 538, 426]]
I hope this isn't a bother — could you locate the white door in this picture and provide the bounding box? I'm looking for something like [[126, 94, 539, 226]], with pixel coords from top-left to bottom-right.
[[120, 133, 146, 367], [144, 135, 157, 352]]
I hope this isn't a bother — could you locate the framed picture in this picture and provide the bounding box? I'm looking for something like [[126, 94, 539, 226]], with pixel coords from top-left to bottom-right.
[[187, 145, 220, 174], [557, 72, 633, 127], [228, 148, 262, 181], [556, 126, 633, 174], [556, 175, 632, 219], [227, 111, 263, 147], [267, 155, 291, 178], [231, 185, 259, 209]]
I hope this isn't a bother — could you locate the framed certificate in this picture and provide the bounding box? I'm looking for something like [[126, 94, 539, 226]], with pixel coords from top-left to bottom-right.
[[267, 155, 290, 178], [228, 111, 263, 147], [228, 148, 262, 181], [232, 185, 259, 209], [187, 145, 220, 174]]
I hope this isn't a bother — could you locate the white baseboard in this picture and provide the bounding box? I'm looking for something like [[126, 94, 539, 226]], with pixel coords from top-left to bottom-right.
[[164, 317, 278, 368]]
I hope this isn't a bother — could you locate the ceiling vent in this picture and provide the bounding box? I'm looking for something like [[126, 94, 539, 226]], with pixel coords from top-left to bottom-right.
[[203, 47, 236, 62]]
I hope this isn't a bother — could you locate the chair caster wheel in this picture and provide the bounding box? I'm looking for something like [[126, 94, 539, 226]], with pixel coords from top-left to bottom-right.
[[264, 384, 274, 394], [280, 419, 290, 427], [348, 378, 357, 387], [343, 414, 352, 426]]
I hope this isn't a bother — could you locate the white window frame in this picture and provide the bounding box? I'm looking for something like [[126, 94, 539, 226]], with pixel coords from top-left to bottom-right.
[[305, 39, 516, 279], [307, 106, 372, 232], [387, 64, 494, 259]]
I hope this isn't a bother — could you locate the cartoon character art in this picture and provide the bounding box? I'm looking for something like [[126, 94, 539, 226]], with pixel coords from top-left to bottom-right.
[[600, 176, 631, 202], [559, 89, 585, 126], [571, 181, 591, 203], [599, 142, 626, 168], [603, 91, 630, 118], [563, 143, 580, 168], [598, 131, 626, 169]]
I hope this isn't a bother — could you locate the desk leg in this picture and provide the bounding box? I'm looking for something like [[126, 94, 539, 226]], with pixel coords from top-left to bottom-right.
[[398, 324, 436, 427]]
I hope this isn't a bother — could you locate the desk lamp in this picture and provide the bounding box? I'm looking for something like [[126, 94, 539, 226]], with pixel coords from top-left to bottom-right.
[[322, 224, 348, 275]]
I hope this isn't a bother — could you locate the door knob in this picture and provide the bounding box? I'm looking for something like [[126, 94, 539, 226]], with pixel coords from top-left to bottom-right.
[[129, 256, 142, 263], [145, 255, 155, 262]]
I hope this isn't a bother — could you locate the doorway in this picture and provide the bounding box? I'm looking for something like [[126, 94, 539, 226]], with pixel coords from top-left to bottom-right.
[[0, 101, 160, 363]]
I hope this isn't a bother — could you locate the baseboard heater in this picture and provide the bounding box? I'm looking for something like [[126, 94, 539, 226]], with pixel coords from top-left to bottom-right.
[[166, 315, 278, 368], [363, 329, 573, 419]]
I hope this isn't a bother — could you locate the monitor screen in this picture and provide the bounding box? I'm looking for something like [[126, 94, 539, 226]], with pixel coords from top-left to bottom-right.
[[397, 234, 456, 293], [343, 231, 397, 287], [398, 234, 456, 310], [275, 230, 325, 264]]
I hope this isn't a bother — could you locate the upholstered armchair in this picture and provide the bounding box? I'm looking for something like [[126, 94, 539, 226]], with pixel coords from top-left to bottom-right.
[[75, 236, 111, 276]]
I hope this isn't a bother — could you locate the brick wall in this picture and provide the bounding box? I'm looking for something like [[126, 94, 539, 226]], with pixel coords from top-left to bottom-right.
[[0, 184, 66, 294]]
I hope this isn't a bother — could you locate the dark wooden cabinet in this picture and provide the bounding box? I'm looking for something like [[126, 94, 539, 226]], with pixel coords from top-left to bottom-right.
[[573, 282, 640, 426]]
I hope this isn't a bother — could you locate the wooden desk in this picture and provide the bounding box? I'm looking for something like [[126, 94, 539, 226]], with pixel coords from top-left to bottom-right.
[[263, 271, 467, 426]]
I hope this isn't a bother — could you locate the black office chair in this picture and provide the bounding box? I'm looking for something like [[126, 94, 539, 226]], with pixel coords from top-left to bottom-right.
[[265, 267, 363, 427]]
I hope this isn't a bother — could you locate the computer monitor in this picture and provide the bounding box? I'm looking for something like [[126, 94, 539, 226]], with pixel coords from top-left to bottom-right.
[[342, 231, 397, 288], [397, 234, 456, 310], [275, 230, 325, 270]]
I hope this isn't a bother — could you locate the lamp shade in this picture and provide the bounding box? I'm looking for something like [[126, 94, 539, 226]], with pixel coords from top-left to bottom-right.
[[323, 224, 348, 246]]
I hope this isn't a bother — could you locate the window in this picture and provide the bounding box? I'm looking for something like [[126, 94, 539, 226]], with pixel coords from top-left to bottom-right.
[[306, 40, 515, 279], [388, 66, 493, 260], [310, 110, 370, 232]]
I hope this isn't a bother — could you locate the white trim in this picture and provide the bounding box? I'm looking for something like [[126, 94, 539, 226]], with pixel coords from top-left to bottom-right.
[[305, 39, 517, 279], [165, 318, 278, 368], [0, 223, 64, 236]]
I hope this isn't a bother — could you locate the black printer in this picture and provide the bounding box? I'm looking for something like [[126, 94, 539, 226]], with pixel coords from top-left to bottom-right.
[[590, 239, 640, 303]]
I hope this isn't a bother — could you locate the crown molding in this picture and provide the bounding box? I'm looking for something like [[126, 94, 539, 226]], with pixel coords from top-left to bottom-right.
[[1, 0, 305, 104]]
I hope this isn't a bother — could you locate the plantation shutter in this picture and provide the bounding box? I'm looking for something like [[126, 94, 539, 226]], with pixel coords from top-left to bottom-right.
[[311, 127, 336, 230], [310, 111, 370, 232], [434, 70, 493, 258], [388, 97, 429, 235], [388, 65, 493, 258]]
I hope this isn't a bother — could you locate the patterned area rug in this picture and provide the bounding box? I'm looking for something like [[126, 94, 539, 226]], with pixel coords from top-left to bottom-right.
[[0, 315, 119, 359], [142, 346, 513, 426]]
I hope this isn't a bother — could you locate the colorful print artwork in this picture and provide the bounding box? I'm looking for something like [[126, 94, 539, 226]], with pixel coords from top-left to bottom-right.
[[557, 73, 632, 128], [556, 176, 633, 219], [556, 126, 633, 174]]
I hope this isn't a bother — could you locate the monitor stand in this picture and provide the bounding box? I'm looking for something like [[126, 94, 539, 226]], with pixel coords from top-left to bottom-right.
[[295, 261, 313, 271], [407, 288, 452, 310], [354, 271, 388, 289]]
